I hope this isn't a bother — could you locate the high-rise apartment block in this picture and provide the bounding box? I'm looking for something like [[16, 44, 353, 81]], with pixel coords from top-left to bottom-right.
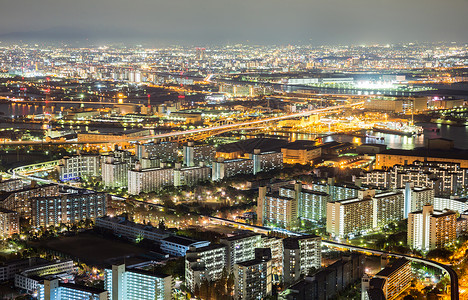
[[185, 244, 227, 292], [102, 158, 130, 189], [0, 184, 60, 216], [0, 208, 19, 238], [220, 233, 263, 272], [183, 142, 215, 167], [136, 142, 178, 162], [258, 182, 329, 229], [104, 264, 173, 300], [128, 165, 174, 195], [30, 190, 107, 227], [212, 158, 254, 181], [173, 164, 211, 187], [360, 160, 468, 196], [249, 149, 283, 175], [282, 235, 322, 285], [326, 190, 404, 238], [365, 258, 411, 300], [408, 204, 456, 251], [57, 155, 100, 181], [234, 248, 272, 300]]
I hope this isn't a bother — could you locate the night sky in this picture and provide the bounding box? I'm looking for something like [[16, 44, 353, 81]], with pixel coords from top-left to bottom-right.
[[0, 0, 467, 45]]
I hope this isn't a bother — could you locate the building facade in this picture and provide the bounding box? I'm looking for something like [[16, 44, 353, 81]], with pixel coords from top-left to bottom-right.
[[408, 204, 457, 251]]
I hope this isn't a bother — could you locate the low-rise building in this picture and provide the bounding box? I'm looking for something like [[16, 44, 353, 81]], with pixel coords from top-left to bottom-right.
[[160, 236, 210, 257], [15, 260, 74, 294], [281, 140, 321, 165], [95, 216, 172, 243]]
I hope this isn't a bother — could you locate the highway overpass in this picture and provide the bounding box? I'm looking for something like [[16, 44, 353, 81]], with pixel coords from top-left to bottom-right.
[[1, 101, 363, 145]]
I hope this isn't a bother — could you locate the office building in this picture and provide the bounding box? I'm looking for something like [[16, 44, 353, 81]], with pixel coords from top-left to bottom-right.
[[0, 208, 19, 238], [185, 244, 227, 292], [408, 204, 456, 251], [234, 248, 272, 300], [363, 97, 427, 113], [365, 258, 411, 300], [212, 158, 254, 181], [160, 236, 210, 257], [104, 264, 172, 300], [38, 279, 108, 300], [95, 216, 172, 243], [30, 190, 107, 227], [57, 155, 100, 181], [283, 235, 322, 285], [220, 233, 263, 272], [183, 142, 215, 167]]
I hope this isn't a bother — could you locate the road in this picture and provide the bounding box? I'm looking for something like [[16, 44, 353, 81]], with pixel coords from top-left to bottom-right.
[[1, 101, 363, 145], [322, 240, 459, 300], [9, 164, 459, 299]]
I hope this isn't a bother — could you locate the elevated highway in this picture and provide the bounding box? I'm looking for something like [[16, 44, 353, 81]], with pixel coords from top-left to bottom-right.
[[1, 101, 363, 145], [322, 240, 459, 300]]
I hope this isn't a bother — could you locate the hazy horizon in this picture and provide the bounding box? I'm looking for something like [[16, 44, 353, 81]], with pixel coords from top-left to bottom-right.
[[0, 0, 467, 46]]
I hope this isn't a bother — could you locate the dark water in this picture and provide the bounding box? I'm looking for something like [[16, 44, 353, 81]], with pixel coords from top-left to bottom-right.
[[273, 123, 468, 150]]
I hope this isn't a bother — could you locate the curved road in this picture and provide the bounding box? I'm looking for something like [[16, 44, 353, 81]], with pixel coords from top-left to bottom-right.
[[322, 240, 459, 300]]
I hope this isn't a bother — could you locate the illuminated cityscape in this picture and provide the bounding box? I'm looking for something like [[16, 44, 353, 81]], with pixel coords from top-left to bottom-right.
[[0, 0, 468, 299]]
